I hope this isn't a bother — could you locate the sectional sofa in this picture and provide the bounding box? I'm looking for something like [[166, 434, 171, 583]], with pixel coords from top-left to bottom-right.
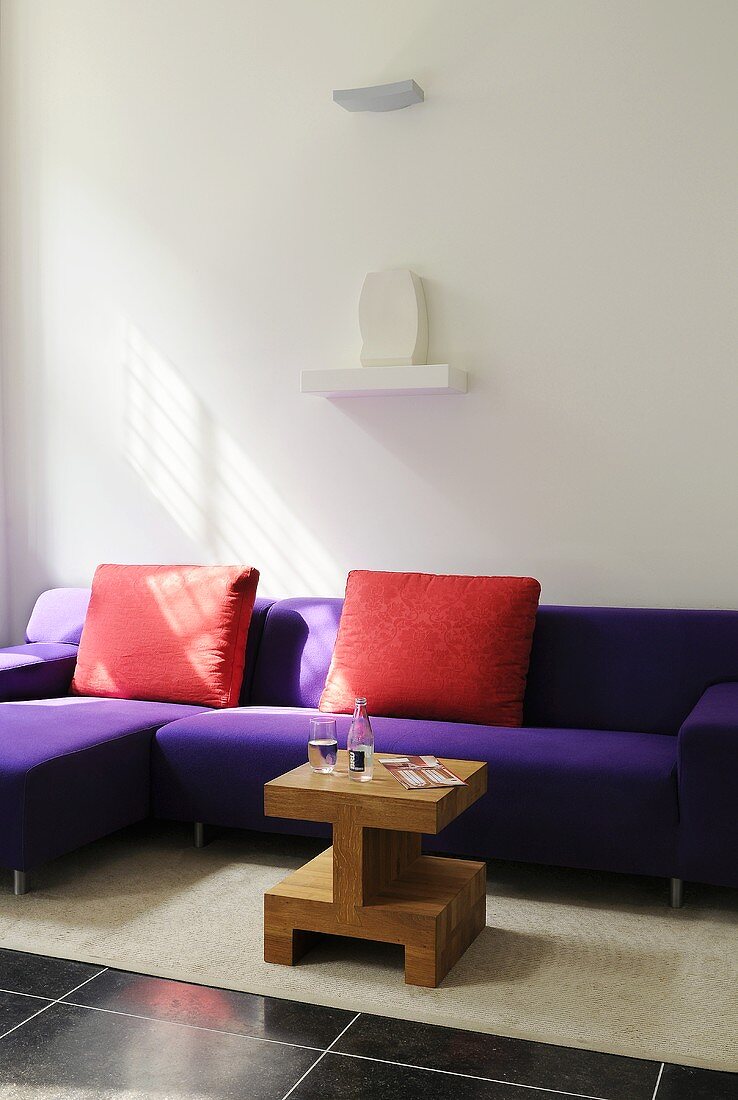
[[1, 588, 737, 902]]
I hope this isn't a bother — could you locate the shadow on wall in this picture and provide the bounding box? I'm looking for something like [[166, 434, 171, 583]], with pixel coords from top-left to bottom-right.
[[122, 324, 342, 597]]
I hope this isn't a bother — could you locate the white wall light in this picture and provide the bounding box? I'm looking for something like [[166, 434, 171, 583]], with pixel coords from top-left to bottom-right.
[[333, 79, 424, 112]]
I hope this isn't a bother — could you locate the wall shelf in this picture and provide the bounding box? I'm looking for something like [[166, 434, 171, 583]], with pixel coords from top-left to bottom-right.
[[300, 364, 467, 398]]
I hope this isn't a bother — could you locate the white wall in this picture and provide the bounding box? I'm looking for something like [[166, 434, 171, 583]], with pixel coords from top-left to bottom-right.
[[0, 362, 7, 639], [1, 0, 737, 640]]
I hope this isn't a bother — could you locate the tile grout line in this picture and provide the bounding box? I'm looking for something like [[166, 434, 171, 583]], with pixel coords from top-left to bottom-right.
[[61, 999, 324, 1052], [325, 1048, 611, 1100], [0, 987, 53, 1002], [650, 1063, 665, 1099], [0, 968, 108, 1043], [280, 1012, 362, 1100]]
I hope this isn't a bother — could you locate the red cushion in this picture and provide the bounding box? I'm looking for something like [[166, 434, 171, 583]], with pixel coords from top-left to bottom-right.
[[319, 570, 541, 726], [72, 564, 259, 708]]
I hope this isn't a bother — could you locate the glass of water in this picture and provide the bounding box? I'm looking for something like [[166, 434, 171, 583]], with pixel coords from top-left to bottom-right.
[[308, 717, 338, 773]]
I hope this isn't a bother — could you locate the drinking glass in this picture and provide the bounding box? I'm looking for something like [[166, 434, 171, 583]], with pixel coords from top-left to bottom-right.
[[308, 716, 338, 773]]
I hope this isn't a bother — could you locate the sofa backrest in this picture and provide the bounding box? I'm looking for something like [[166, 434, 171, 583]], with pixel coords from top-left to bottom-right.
[[25, 588, 91, 644], [250, 597, 344, 708], [251, 598, 738, 733], [28, 589, 738, 731], [525, 605, 738, 733], [239, 597, 275, 703]]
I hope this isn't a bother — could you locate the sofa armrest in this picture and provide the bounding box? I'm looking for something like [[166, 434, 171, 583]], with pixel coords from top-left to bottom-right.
[[0, 643, 78, 702], [677, 682, 738, 887]]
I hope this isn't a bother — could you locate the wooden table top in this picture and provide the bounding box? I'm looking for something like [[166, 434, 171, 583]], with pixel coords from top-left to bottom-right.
[[264, 750, 487, 835]]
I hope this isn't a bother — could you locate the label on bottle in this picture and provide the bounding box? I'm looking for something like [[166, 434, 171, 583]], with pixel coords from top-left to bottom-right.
[[349, 749, 365, 772]]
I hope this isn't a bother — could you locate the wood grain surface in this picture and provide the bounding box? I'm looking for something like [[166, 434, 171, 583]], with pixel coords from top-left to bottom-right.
[[264, 752, 487, 987]]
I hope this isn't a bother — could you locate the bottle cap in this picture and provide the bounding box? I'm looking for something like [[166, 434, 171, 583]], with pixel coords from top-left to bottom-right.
[[355, 696, 367, 706]]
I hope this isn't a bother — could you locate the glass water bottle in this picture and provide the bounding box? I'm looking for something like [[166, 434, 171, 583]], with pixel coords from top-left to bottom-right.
[[347, 697, 374, 782]]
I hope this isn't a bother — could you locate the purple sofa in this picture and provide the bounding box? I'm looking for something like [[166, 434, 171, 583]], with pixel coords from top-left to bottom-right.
[[1, 590, 737, 902]]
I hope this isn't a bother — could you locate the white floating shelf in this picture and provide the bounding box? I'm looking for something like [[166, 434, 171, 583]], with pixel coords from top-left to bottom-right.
[[300, 364, 467, 398]]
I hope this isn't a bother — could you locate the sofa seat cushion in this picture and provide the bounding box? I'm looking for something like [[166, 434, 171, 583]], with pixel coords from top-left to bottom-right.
[[0, 643, 79, 702], [152, 708, 678, 877], [375, 717, 679, 876], [153, 707, 334, 837], [0, 697, 207, 871], [0, 642, 78, 667], [0, 642, 78, 664]]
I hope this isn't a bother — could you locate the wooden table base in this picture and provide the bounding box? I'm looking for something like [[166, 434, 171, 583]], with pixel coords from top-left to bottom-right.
[[264, 813, 486, 987]]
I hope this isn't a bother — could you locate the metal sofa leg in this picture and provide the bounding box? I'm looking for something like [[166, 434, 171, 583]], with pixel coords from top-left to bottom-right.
[[194, 822, 206, 849], [669, 877, 684, 908], [13, 871, 28, 896]]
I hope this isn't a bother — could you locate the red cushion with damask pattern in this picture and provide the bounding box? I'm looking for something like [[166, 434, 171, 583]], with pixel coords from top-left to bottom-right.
[[319, 570, 541, 727]]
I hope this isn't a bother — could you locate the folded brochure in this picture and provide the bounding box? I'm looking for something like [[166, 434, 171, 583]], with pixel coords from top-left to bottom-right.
[[378, 755, 467, 790]]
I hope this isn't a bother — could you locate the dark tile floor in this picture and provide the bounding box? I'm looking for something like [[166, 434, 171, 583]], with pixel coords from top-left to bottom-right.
[[0, 948, 734, 1099]]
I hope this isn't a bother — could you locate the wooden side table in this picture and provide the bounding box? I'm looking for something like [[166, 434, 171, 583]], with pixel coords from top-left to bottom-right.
[[263, 751, 487, 987]]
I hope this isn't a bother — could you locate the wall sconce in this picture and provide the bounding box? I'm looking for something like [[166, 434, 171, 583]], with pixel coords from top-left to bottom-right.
[[333, 79, 424, 112]]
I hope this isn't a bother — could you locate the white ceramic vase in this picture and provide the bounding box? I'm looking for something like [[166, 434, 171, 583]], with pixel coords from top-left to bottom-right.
[[358, 269, 429, 367]]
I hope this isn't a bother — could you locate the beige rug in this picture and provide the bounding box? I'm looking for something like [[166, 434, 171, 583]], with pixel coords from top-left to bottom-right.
[[0, 823, 735, 1072]]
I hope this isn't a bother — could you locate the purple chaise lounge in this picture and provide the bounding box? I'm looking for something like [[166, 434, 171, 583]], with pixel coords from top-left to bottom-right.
[[2, 589, 737, 902], [0, 589, 273, 894]]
